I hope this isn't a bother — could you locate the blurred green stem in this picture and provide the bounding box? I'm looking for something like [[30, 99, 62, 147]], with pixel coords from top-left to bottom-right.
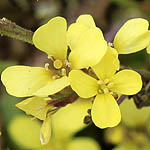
[[0, 18, 33, 44]]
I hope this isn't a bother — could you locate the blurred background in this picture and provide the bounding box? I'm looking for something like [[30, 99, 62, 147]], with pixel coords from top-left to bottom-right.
[[1, 0, 150, 150]]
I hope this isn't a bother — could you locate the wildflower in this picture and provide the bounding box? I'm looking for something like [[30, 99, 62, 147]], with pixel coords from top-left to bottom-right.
[[1, 15, 107, 143], [113, 18, 150, 54], [69, 47, 142, 128]]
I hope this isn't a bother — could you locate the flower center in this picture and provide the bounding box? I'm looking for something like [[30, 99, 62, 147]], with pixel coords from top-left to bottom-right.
[[97, 78, 114, 94]]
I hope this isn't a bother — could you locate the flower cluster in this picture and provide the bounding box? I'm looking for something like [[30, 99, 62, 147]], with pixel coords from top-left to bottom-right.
[[1, 14, 149, 144]]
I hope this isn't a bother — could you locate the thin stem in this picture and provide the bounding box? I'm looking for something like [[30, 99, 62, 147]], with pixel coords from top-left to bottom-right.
[[0, 17, 33, 44], [117, 95, 127, 105]]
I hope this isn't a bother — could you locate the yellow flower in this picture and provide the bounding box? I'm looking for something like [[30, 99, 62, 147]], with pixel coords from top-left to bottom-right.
[[1, 15, 107, 98], [113, 18, 150, 54], [33, 15, 107, 70], [1, 15, 107, 144], [69, 47, 142, 128], [10, 99, 100, 150], [15, 96, 92, 144]]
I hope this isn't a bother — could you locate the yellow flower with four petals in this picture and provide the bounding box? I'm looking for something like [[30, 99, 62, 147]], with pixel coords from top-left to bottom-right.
[[69, 47, 142, 128]]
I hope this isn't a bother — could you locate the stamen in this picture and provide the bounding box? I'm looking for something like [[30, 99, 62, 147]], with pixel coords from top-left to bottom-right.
[[97, 80, 104, 85], [61, 68, 67, 76], [107, 82, 114, 88], [104, 79, 109, 84], [103, 88, 109, 93], [98, 89, 103, 93], [44, 97, 52, 101], [48, 55, 55, 61], [64, 59, 71, 68], [53, 59, 63, 69], [52, 75, 60, 80], [44, 63, 49, 71], [108, 42, 113, 47]]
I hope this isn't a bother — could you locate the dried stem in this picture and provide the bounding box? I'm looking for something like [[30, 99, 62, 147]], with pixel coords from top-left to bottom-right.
[[0, 17, 33, 44]]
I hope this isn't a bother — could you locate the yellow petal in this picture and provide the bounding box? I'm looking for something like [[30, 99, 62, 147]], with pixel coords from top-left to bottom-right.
[[91, 94, 121, 128], [1, 66, 53, 97], [114, 18, 150, 54], [16, 97, 50, 120], [67, 137, 100, 150], [67, 14, 96, 50], [69, 27, 107, 69], [76, 14, 96, 27], [34, 76, 70, 97], [120, 98, 150, 128], [40, 115, 51, 145], [33, 17, 67, 60], [69, 70, 98, 98], [110, 69, 142, 95], [92, 46, 120, 80], [8, 115, 42, 149], [52, 98, 92, 138], [67, 23, 88, 50]]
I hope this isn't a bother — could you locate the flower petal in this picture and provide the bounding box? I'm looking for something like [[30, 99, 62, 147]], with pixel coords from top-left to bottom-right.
[[92, 46, 120, 80], [34, 76, 70, 97], [114, 18, 150, 54], [69, 27, 107, 69], [67, 137, 100, 150], [120, 98, 150, 128], [8, 115, 41, 149], [67, 23, 88, 50], [67, 14, 96, 50], [91, 94, 121, 128], [76, 14, 96, 27], [110, 69, 142, 95], [40, 115, 51, 145], [1, 66, 53, 97], [16, 97, 50, 120], [33, 17, 67, 60], [52, 98, 92, 138], [69, 70, 98, 98]]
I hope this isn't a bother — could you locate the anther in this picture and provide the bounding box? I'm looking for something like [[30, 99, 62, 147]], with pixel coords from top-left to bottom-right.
[[53, 59, 63, 69], [104, 88, 109, 93], [61, 68, 67, 76], [48, 55, 55, 61], [64, 60, 71, 68], [52, 75, 60, 80], [107, 82, 114, 88], [44, 63, 49, 71], [97, 80, 104, 85], [98, 89, 103, 93], [108, 42, 113, 47], [104, 79, 109, 84], [44, 97, 52, 101]]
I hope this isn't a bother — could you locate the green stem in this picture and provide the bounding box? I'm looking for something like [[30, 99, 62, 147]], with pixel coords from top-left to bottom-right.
[[0, 18, 33, 44]]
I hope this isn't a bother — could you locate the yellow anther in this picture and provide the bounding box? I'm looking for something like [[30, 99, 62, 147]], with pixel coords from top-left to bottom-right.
[[61, 68, 67, 76], [108, 42, 113, 47], [97, 80, 104, 85], [107, 82, 114, 88], [53, 59, 63, 69], [44, 97, 52, 101], [52, 75, 60, 80], [48, 55, 55, 61], [64, 59, 71, 68], [104, 79, 109, 84], [98, 89, 103, 93], [44, 63, 49, 71], [104, 88, 109, 94]]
